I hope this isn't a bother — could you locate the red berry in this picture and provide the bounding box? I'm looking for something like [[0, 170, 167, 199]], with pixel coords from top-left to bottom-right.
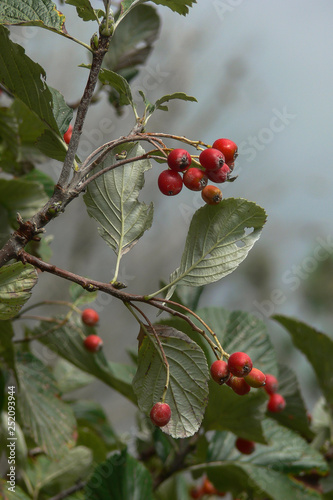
[[150, 402, 171, 427], [264, 374, 279, 395], [199, 148, 225, 171], [183, 167, 208, 191], [235, 437, 256, 455], [210, 360, 230, 385], [83, 334, 103, 352], [228, 352, 253, 377], [267, 393, 286, 413], [190, 486, 203, 499], [167, 148, 192, 172], [82, 308, 99, 326], [201, 185, 222, 205], [202, 478, 218, 495], [244, 367, 266, 388], [206, 164, 231, 183], [228, 375, 251, 396], [158, 170, 183, 196], [212, 138, 238, 164], [63, 124, 73, 144]]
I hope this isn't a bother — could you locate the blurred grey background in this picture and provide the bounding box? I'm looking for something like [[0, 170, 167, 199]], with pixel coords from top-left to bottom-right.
[[10, 0, 333, 433]]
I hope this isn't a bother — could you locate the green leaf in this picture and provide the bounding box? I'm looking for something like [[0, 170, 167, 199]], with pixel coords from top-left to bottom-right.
[[132, 324, 209, 439], [71, 399, 118, 449], [151, 92, 197, 113], [83, 142, 153, 281], [53, 358, 94, 393], [106, 4, 160, 73], [98, 67, 134, 107], [0, 262, 38, 320], [0, 105, 19, 158], [0, 178, 49, 227], [120, 0, 196, 17], [35, 128, 68, 162], [69, 282, 98, 306], [0, 0, 66, 32], [0, 320, 16, 375], [163, 198, 266, 299], [30, 317, 137, 403], [269, 363, 314, 440], [273, 315, 333, 406], [48, 86, 73, 136], [85, 449, 153, 499], [22, 169, 55, 198], [0, 481, 31, 499], [194, 419, 328, 500], [16, 351, 77, 458], [25, 447, 92, 496], [66, 0, 104, 22], [0, 26, 59, 132], [203, 383, 267, 443]]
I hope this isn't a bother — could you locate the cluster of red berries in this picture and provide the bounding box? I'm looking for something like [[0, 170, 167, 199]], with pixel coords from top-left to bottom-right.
[[210, 352, 286, 413], [158, 138, 238, 205], [190, 477, 226, 498], [81, 308, 103, 352]]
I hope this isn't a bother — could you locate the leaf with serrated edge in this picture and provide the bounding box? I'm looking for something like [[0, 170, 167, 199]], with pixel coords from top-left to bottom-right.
[[0, 0, 66, 32], [0, 262, 38, 320], [153, 92, 197, 113], [98, 68, 134, 106], [164, 198, 266, 300], [273, 315, 333, 406], [16, 352, 76, 458], [66, 0, 103, 22], [83, 142, 153, 270], [120, 0, 196, 17], [133, 325, 209, 438], [193, 419, 328, 500]]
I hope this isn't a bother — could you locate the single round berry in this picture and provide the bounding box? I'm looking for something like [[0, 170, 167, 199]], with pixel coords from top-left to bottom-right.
[[150, 402, 171, 427], [206, 164, 231, 183], [190, 486, 203, 499], [264, 374, 279, 395], [202, 478, 218, 495], [201, 185, 223, 205], [83, 334, 103, 352], [63, 124, 73, 145], [267, 393, 286, 413], [167, 148, 192, 172], [199, 148, 225, 171], [244, 367, 266, 388], [183, 167, 208, 191], [228, 352, 253, 377], [235, 437, 256, 455], [210, 360, 230, 385], [212, 138, 238, 164], [228, 375, 251, 396], [82, 308, 99, 326], [158, 169, 183, 196]]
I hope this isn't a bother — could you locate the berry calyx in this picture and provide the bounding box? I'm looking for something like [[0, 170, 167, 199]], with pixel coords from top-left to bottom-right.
[[201, 185, 223, 205], [212, 138, 238, 164], [199, 148, 225, 171], [244, 367, 266, 388], [83, 334, 103, 352], [81, 308, 99, 326], [235, 437, 255, 455], [63, 124, 73, 145], [150, 402, 171, 427], [267, 393, 286, 413], [167, 148, 192, 172], [158, 170, 183, 196], [183, 167, 208, 191], [264, 374, 279, 395], [228, 375, 251, 396], [210, 359, 230, 385], [206, 164, 231, 183], [228, 352, 253, 377]]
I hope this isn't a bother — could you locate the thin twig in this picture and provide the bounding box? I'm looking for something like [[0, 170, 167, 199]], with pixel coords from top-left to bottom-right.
[[48, 481, 86, 500]]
